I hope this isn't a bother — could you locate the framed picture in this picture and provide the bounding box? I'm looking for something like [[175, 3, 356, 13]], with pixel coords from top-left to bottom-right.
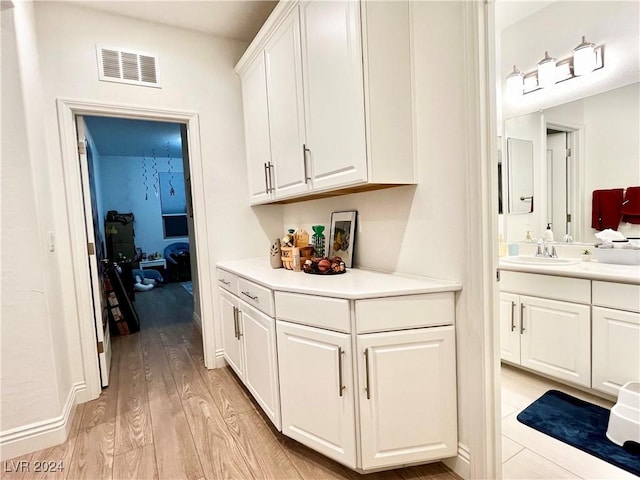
[[329, 211, 357, 268]]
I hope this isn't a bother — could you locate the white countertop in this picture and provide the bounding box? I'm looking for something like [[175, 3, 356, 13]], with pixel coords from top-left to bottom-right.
[[499, 258, 640, 285], [216, 257, 462, 299]]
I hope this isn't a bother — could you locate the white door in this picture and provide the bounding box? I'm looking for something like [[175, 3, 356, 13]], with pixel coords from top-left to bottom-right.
[[219, 289, 244, 379], [76, 116, 112, 387], [592, 306, 640, 396], [520, 296, 591, 387], [264, 7, 309, 199], [499, 292, 521, 364], [299, 0, 367, 190], [241, 52, 273, 204], [356, 327, 457, 470], [546, 132, 568, 240], [276, 320, 356, 468], [240, 301, 281, 429]]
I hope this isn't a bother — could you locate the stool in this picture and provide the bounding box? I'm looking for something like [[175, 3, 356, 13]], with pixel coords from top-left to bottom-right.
[[606, 381, 640, 446]]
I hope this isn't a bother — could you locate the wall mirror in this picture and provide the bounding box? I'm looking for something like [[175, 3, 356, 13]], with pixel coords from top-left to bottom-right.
[[506, 137, 534, 214]]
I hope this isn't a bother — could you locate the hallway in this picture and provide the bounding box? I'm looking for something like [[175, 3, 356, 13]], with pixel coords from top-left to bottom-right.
[[2, 284, 457, 480]]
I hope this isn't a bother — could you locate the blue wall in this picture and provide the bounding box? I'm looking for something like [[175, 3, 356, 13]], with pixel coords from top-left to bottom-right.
[[99, 155, 187, 256]]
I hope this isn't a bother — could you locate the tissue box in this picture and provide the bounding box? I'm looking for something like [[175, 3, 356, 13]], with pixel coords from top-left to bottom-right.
[[593, 247, 640, 265]]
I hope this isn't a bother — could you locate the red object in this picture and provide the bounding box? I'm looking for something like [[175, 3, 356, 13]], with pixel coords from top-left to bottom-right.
[[621, 186, 640, 224], [591, 189, 624, 230]]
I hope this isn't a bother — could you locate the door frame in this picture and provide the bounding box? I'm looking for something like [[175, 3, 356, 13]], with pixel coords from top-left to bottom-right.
[[56, 98, 216, 400]]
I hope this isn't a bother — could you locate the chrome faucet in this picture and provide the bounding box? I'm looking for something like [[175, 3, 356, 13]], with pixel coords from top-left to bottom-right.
[[536, 239, 558, 258]]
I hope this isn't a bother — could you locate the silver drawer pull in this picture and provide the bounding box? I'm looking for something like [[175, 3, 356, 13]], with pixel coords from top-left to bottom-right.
[[218, 278, 230, 286], [520, 303, 525, 334], [241, 291, 259, 301], [510, 301, 516, 332]]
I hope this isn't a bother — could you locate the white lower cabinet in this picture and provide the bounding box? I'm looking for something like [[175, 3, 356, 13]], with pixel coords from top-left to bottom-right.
[[277, 320, 356, 467], [592, 306, 640, 396], [218, 284, 281, 429], [241, 302, 281, 429], [220, 289, 244, 379], [357, 327, 457, 470], [499, 292, 591, 387]]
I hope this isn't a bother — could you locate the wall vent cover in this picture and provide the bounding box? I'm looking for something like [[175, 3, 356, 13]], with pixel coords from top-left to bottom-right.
[[96, 46, 161, 88]]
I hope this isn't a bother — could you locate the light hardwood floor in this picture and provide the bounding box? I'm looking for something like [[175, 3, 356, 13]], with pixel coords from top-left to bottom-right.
[[2, 283, 459, 480]]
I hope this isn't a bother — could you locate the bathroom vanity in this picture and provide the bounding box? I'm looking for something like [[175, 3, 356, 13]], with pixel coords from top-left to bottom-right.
[[216, 258, 461, 472], [498, 258, 640, 397]]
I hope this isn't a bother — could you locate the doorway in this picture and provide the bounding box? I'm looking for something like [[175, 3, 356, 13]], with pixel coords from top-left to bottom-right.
[[79, 115, 198, 387], [57, 99, 216, 401]]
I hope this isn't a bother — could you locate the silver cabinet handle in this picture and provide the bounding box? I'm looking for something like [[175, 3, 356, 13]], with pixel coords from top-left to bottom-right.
[[364, 348, 371, 400], [263, 162, 269, 194], [241, 291, 258, 301], [236, 308, 243, 338], [218, 278, 230, 286], [520, 303, 525, 334], [510, 301, 516, 332], [232, 306, 238, 339], [267, 161, 274, 193], [338, 347, 345, 397], [302, 144, 311, 183]]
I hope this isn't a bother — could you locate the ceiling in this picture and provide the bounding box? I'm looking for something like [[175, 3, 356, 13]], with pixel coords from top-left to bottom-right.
[[494, 0, 555, 32], [75, 1, 278, 42], [84, 116, 183, 158]]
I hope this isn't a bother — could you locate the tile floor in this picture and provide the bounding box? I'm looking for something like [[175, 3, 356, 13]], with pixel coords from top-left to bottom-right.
[[500, 363, 638, 480]]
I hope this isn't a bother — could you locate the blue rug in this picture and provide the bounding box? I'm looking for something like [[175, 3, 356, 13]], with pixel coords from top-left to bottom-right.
[[517, 390, 640, 476], [181, 281, 193, 295]]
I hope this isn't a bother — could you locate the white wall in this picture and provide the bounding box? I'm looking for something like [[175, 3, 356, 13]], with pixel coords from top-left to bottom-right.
[[1, 7, 63, 435], [99, 155, 188, 256], [282, 2, 493, 476]]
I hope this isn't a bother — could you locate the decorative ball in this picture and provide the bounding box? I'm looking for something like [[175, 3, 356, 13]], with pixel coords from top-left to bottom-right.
[[317, 259, 331, 272]]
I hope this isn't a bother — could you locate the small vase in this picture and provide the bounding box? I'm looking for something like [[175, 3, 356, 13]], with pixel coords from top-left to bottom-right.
[[270, 238, 283, 268], [312, 225, 326, 258]]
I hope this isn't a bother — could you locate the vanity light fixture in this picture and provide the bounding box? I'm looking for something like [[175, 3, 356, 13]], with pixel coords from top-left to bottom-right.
[[573, 36, 597, 76], [537, 51, 557, 88], [507, 37, 604, 97], [506, 65, 524, 96]]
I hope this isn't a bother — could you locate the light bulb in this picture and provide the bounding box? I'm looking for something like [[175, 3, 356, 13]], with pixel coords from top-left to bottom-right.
[[537, 51, 557, 88], [573, 36, 596, 76], [506, 65, 524, 97]]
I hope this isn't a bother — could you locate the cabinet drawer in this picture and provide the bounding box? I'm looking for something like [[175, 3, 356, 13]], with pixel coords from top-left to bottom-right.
[[238, 277, 274, 317], [355, 293, 454, 333], [500, 271, 590, 304], [592, 281, 640, 313], [275, 291, 351, 333], [216, 268, 238, 295]]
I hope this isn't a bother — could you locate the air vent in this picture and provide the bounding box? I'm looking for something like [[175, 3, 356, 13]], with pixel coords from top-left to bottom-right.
[[96, 46, 160, 88]]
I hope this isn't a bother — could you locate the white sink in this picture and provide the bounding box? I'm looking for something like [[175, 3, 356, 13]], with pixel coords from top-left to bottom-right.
[[501, 256, 580, 266]]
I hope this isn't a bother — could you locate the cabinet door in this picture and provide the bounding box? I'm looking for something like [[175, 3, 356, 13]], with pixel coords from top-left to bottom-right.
[[240, 301, 281, 429], [520, 296, 590, 387], [240, 52, 272, 204], [219, 289, 244, 379], [264, 8, 309, 199], [357, 327, 457, 470], [276, 320, 356, 468], [299, 0, 367, 190], [499, 293, 521, 364], [592, 306, 640, 396]]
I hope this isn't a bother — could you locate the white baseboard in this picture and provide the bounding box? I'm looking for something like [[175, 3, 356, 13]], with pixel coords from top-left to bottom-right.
[[0, 382, 85, 461], [443, 442, 471, 480], [192, 311, 202, 329], [214, 348, 227, 369]]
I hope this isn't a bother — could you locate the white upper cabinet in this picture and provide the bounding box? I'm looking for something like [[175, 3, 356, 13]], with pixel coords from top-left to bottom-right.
[[235, 0, 416, 205], [264, 8, 309, 198], [299, 0, 367, 190], [240, 53, 273, 204]]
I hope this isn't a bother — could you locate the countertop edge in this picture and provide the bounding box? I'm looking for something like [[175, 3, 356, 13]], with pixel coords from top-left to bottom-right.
[[498, 261, 640, 285], [216, 259, 462, 299]]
